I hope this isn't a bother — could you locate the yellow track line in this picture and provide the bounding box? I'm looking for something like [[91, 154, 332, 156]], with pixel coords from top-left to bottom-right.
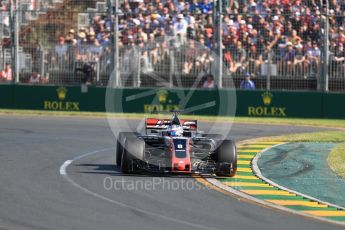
[[238, 145, 273, 148], [238, 160, 251, 165], [303, 211, 345, 217], [237, 168, 252, 172], [224, 182, 272, 187], [237, 149, 262, 156], [242, 190, 295, 196], [238, 155, 254, 159], [253, 142, 285, 145], [231, 175, 259, 180], [266, 200, 329, 208]]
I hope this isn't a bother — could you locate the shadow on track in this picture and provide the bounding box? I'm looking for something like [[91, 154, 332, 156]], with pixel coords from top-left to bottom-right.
[[75, 163, 215, 178]]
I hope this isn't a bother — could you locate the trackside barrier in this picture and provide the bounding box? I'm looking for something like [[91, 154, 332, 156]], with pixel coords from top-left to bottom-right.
[[0, 85, 344, 118]]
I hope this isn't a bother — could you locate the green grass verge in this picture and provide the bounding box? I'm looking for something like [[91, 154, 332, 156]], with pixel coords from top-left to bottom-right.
[[257, 131, 345, 143], [1, 109, 345, 129], [256, 131, 345, 179], [328, 143, 345, 178]]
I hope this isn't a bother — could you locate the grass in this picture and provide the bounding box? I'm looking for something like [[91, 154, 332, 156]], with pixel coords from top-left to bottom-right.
[[256, 131, 345, 143], [255, 131, 345, 179], [1, 108, 345, 178], [1, 109, 345, 129], [328, 143, 345, 178]]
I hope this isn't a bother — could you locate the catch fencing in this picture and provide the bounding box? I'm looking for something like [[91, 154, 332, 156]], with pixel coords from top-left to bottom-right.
[[0, 0, 344, 91]]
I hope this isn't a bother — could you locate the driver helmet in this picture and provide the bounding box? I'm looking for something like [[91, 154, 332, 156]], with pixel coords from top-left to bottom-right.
[[168, 124, 183, 137]]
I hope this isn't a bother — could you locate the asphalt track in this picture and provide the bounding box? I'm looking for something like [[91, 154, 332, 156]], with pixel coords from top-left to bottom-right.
[[0, 114, 343, 230]]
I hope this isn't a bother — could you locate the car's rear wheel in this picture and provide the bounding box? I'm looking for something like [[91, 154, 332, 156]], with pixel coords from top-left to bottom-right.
[[215, 140, 237, 177], [121, 137, 145, 174], [116, 132, 138, 166]]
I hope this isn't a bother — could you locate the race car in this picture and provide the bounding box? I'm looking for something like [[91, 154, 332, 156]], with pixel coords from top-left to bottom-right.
[[116, 112, 237, 177]]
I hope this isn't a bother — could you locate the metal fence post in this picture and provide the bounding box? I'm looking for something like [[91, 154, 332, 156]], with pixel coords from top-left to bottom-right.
[[324, 0, 329, 92], [317, 0, 322, 91], [40, 48, 45, 78], [267, 51, 272, 90], [14, 0, 19, 83], [0, 10, 2, 70], [134, 47, 140, 87], [114, 0, 119, 87], [213, 0, 223, 87], [217, 0, 223, 88], [9, 0, 14, 82], [169, 49, 174, 88]]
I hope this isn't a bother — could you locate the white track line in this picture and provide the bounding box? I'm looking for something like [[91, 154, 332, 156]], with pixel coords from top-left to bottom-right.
[[59, 148, 219, 230]]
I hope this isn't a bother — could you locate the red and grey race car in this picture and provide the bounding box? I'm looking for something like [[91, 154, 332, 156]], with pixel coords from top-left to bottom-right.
[[116, 112, 237, 177]]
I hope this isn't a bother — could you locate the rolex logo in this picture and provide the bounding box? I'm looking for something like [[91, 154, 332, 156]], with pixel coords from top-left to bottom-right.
[[262, 91, 273, 106], [56, 87, 67, 100], [157, 89, 168, 104]]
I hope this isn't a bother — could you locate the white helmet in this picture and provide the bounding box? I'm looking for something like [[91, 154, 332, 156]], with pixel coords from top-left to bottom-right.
[[168, 125, 183, 137]]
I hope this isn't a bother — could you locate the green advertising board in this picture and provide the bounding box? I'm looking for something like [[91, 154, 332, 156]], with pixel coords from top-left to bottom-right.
[[0, 84, 344, 119], [0, 85, 105, 112], [235, 90, 324, 118]]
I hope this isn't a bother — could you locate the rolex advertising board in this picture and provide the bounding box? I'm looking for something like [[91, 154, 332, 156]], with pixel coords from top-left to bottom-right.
[[247, 91, 287, 117], [1, 85, 345, 118], [43, 87, 80, 111], [115, 88, 221, 115], [236, 90, 323, 118], [10, 85, 105, 112]]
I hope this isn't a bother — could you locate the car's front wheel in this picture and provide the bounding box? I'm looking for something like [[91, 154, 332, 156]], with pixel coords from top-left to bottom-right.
[[215, 140, 237, 177]]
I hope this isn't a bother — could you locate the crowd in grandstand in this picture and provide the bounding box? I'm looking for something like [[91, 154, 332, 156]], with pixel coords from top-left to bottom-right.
[[48, 0, 345, 84]]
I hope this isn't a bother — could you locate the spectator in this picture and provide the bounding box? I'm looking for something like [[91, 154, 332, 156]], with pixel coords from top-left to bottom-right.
[[247, 44, 263, 76], [240, 73, 255, 90], [147, 33, 159, 65], [203, 74, 215, 88], [199, 0, 213, 14], [52, 36, 68, 68], [99, 30, 111, 47], [55, 36, 68, 58], [305, 40, 321, 76], [183, 40, 197, 74], [1, 63, 12, 82], [65, 29, 76, 44], [294, 43, 306, 77], [330, 44, 345, 77], [196, 49, 214, 72], [174, 14, 188, 44], [189, 0, 200, 13], [48, 0, 345, 83], [29, 72, 41, 84], [230, 41, 246, 74], [283, 42, 296, 75]]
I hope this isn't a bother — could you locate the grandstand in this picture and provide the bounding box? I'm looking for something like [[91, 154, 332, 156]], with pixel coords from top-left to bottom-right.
[[0, 0, 344, 91]]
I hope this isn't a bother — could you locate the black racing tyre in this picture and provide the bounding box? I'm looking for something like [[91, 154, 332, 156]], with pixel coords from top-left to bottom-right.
[[121, 137, 145, 174], [120, 145, 130, 174], [116, 132, 138, 166], [215, 140, 237, 177], [116, 139, 123, 166]]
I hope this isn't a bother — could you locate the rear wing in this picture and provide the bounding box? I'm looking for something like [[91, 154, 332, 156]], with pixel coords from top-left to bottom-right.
[[145, 118, 197, 131]]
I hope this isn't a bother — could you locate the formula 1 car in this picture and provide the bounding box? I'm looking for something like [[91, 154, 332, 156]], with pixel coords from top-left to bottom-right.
[[116, 112, 237, 177]]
